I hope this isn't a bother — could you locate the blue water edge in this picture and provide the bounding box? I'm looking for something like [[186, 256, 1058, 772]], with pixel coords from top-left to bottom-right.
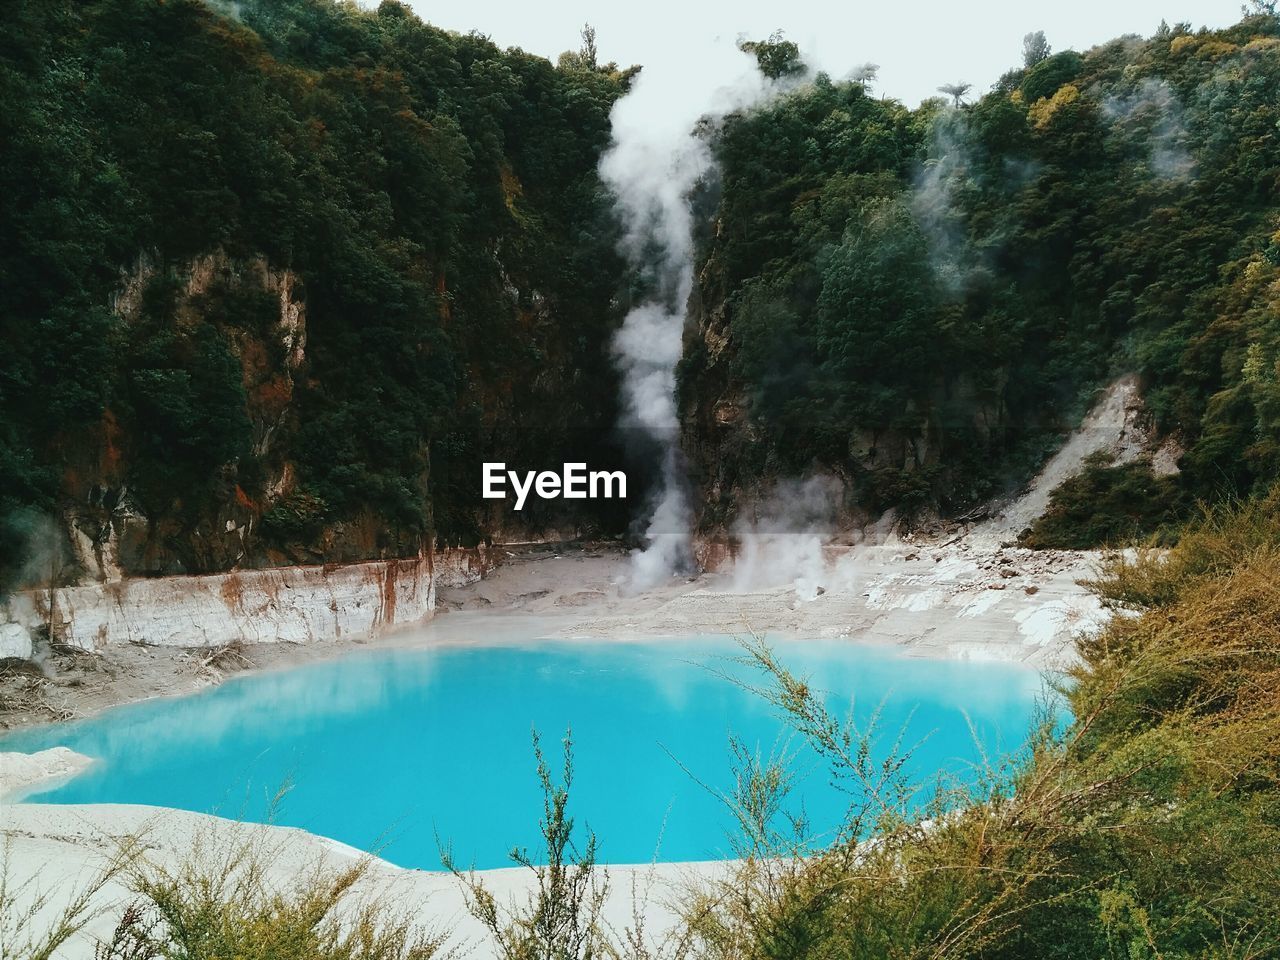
[[0, 637, 1056, 870]]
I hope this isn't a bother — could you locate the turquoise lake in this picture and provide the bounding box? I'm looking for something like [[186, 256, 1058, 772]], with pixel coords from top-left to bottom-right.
[[1, 637, 1053, 870]]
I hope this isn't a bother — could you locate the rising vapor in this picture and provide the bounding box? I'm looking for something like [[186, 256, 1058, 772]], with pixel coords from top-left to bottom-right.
[[599, 37, 776, 588], [731, 475, 841, 601], [1102, 77, 1196, 181]]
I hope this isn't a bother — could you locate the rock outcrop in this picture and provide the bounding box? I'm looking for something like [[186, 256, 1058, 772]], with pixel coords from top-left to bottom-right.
[[67, 250, 315, 579], [2, 548, 487, 656]]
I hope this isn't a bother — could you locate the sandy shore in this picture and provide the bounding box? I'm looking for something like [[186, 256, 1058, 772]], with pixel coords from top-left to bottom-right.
[[0, 533, 1104, 734]]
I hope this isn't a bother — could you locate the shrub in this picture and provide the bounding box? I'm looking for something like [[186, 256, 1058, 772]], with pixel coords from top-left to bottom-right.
[[97, 825, 446, 960], [1020, 452, 1189, 549], [442, 730, 611, 960]]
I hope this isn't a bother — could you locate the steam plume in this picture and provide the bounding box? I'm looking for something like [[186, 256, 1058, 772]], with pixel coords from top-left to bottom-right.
[[911, 108, 974, 293], [731, 476, 840, 602], [912, 109, 1040, 293], [1102, 78, 1195, 182], [599, 39, 774, 588]]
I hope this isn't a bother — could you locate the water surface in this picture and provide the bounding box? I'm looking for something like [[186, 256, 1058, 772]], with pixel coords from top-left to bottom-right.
[[2, 636, 1052, 869]]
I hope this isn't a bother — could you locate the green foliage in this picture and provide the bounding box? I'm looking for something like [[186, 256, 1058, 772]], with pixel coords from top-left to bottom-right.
[[0, 0, 630, 574], [814, 198, 939, 421], [740, 32, 805, 81], [92, 828, 445, 960], [443, 730, 610, 960], [1020, 452, 1189, 548], [691, 13, 1280, 523], [126, 316, 252, 491], [260, 491, 330, 544], [1088, 486, 1280, 608], [4, 1, 1278, 563], [1019, 50, 1084, 103]]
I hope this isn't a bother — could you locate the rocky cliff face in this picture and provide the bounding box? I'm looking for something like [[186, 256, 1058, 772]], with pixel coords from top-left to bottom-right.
[[678, 250, 1014, 538], [26, 239, 633, 591], [1, 547, 487, 658], [59, 251, 311, 582], [0, 248, 496, 662], [42, 248, 459, 589]]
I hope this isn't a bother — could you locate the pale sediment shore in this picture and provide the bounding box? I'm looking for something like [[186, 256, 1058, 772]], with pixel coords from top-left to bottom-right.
[[0, 534, 1103, 732], [0, 746, 95, 800]]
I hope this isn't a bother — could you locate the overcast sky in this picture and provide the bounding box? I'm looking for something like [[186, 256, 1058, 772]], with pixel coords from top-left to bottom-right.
[[404, 0, 1245, 106]]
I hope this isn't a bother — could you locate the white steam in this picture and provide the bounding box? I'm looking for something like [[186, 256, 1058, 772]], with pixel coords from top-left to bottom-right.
[[912, 109, 1040, 293], [731, 476, 841, 602], [911, 108, 974, 293], [1102, 78, 1195, 182], [203, 0, 244, 21], [599, 39, 775, 588], [844, 63, 881, 87]]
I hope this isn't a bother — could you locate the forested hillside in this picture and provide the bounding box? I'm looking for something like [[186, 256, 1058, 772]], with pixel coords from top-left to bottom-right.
[[2, 0, 1278, 591], [0, 0, 631, 586], [687, 12, 1280, 538]]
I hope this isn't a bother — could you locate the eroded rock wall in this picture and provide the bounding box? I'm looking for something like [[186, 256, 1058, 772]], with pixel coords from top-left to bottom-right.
[[2, 548, 487, 656]]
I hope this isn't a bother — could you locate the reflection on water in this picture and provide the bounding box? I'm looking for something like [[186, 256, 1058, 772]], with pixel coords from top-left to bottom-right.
[[1, 637, 1055, 870]]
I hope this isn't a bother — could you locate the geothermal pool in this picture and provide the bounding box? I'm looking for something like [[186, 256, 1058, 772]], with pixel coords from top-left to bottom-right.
[[2, 637, 1053, 870]]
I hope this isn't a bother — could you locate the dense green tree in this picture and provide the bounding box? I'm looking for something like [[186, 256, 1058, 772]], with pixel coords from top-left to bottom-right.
[[0, 0, 632, 580], [741, 31, 806, 81], [814, 199, 939, 422], [1022, 30, 1051, 68], [1020, 49, 1085, 102], [687, 11, 1280, 533]]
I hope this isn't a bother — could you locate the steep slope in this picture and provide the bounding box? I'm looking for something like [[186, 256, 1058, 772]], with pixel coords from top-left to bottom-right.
[[681, 18, 1280, 540], [0, 0, 633, 591], [3, 5, 1277, 602]]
